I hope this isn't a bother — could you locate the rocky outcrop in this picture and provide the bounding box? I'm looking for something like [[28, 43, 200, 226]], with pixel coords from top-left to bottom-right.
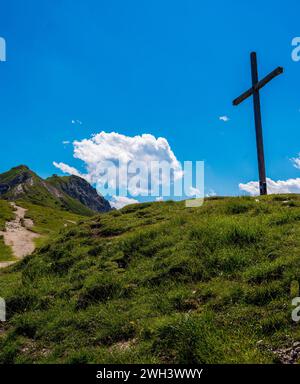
[[0, 166, 33, 197], [48, 175, 111, 213]]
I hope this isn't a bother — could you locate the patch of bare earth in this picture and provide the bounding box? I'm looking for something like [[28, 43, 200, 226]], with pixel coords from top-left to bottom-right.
[[0, 203, 40, 268], [109, 338, 137, 353]]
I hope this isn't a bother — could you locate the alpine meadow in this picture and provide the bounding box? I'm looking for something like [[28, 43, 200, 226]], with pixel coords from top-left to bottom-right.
[[2, 1, 300, 377], [1, 182, 300, 363]]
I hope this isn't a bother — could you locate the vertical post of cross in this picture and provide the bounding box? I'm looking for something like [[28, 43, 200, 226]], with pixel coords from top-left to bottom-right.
[[250, 52, 267, 196]]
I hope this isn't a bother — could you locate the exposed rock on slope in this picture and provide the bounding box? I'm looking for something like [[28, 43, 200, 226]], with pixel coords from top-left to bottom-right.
[[47, 175, 111, 213], [0, 165, 111, 215]]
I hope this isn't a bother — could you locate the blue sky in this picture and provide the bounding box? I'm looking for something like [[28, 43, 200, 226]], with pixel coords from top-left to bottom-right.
[[1, 0, 300, 199]]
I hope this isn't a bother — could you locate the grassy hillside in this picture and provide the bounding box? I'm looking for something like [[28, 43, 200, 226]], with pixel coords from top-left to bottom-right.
[[0, 200, 14, 230], [14, 184, 94, 217], [0, 199, 87, 261], [1, 196, 300, 363], [0, 200, 15, 261], [18, 201, 88, 237]]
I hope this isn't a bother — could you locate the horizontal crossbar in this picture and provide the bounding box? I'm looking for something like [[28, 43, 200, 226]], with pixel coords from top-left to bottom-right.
[[233, 66, 283, 106]]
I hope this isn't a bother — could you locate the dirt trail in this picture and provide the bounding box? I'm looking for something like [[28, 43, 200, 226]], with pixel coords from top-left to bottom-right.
[[0, 203, 40, 268]]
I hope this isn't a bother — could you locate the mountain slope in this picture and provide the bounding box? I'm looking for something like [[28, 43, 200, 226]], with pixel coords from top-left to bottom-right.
[[0, 165, 111, 216], [47, 175, 111, 213], [1, 195, 300, 363]]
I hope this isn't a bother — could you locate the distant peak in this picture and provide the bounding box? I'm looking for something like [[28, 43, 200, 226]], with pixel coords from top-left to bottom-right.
[[0, 165, 111, 213], [13, 165, 30, 171]]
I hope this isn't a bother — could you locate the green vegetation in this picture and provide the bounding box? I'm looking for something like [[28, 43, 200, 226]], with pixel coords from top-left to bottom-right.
[[0, 165, 95, 217], [9, 181, 94, 217], [18, 201, 87, 238], [17, 201, 88, 249], [0, 200, 14, 231], [0, 200, 15, 261], [0, 198, 86, 261], [0, 165, 30, 184], [46, 175, 78, 189], [1, 195, 300, 363], [19, 185, 93, 216], [0, 238, 14, 262]]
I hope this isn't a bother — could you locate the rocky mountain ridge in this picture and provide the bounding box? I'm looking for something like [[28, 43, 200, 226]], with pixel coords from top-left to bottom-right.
[[0, 165, 111, 215]]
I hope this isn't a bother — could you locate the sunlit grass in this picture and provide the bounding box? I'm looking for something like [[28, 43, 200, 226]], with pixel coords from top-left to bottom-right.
[[1, 195, 300, 363]]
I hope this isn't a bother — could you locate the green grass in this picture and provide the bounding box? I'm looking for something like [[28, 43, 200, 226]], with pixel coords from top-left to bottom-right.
[[0, 200, 15, 262], [16, 201, 88, 249], [18, 201, 87, 235], [0, 198, 86, 260], [0, 238, 15, 262], [0, 200, 14, 231], [11, 183, 94, 217], [0, 165, 30, 184], [1, 195, 300, 363]]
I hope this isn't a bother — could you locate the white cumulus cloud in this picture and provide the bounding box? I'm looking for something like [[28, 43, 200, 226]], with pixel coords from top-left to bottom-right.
[[188, 186, 201, 197], [206, 189, 217, 197], [110, 195, 139, 209], [53, 131, 183, 198], [239, 177, 300, 195], [53, 161, 84, 179]]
